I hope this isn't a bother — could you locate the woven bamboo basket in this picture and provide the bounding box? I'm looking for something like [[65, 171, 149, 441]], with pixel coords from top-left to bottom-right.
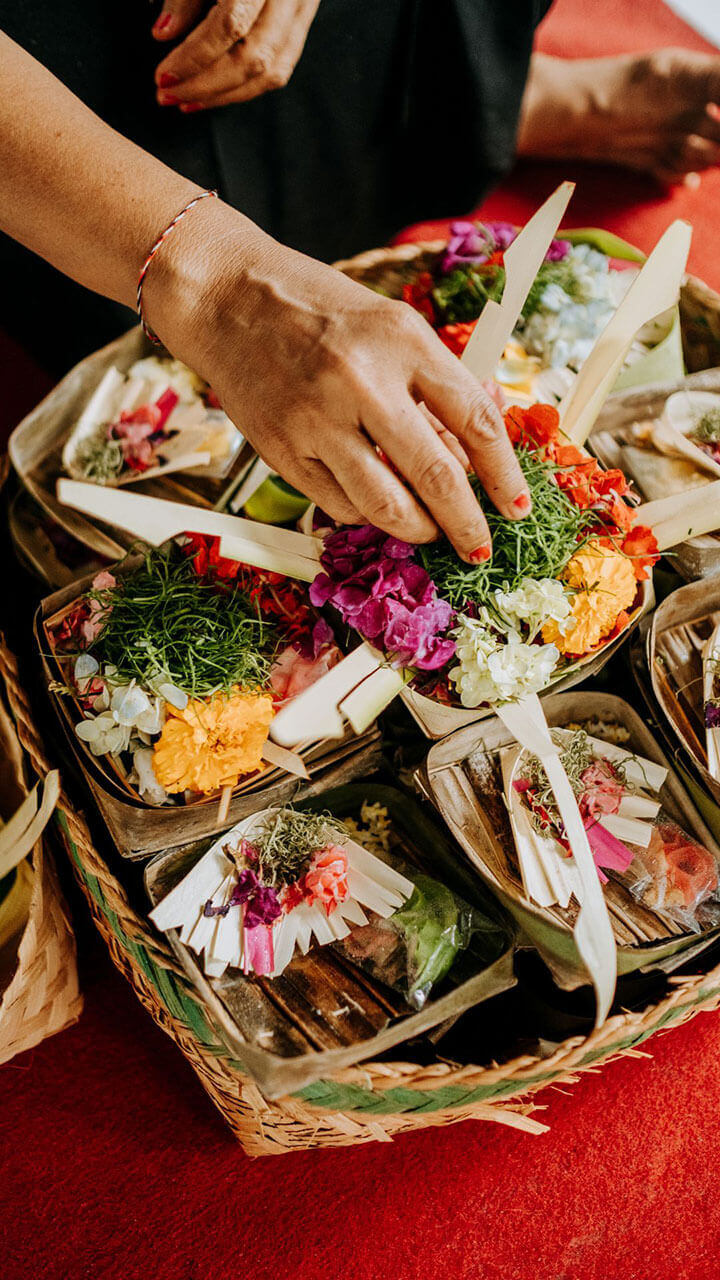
[[5, 634, 720, 1153], [0, 640, 82, 1065]]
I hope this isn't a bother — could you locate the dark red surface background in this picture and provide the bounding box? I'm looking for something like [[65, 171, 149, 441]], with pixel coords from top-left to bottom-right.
[[3, 4, 720, 1279]]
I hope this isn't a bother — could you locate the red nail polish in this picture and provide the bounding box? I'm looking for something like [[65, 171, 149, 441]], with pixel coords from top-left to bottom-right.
[[514, 492, 531, 513], [158, 72, 179, 88], [153, 13, 173, 34], [158, 94, 180, 106], [469, 544, 492, 563], [180, 102, 203, 112]]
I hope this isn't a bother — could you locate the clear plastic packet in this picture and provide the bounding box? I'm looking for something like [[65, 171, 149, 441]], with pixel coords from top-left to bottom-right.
[[333, 856, 507, 1010], [621, 814, 720, 934]]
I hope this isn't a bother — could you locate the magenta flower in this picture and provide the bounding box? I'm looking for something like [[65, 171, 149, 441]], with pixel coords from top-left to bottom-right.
[[441, 219, 571, 274], [310, 524, 455, 671]]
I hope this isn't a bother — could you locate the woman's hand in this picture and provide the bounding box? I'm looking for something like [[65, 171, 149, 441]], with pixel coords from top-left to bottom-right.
[[152, 0, 320, 111], [144, 200, 531, 561]]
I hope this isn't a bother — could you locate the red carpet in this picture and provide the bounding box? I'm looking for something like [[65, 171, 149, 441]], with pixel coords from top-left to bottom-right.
[[3, 3, 720, 1278]]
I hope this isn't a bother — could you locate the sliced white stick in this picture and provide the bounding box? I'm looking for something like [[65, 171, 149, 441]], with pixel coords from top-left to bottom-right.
[[598, 814, 653, 848], [149, 846, 230, 931], [75, 366, 125, 434], [270, 913, 299, 976], [56, 481, 322, 579], [229, 456, 273, 513], [292, 904, 315, 955], [118, 375, 150, 413], [559, 220, 692, 446], [497, 695, 617, 1026], [583, 735, 668, 793], [261, 739, 310, 780], [184, 875, 234, 953], [344, 837, 415, 899], [345, 867, 405, 916], [704, 622, 720, 781], [114, 452, 212, 486], [335, 898, 370, 928], [270, 643, 383, 745], [338, 664, 408, 734], [501, 746, 577, 909], [305, 904, 336, 946], [461, 182, 575, 381], [635, 479, 720, 550], [618, 794, 661, 820], [325, 910, 352, 941], [207, 904, 244, 968]]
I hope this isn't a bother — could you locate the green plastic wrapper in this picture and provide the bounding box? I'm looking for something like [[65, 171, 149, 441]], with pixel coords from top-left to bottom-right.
[[334, 857, 506, 1010]]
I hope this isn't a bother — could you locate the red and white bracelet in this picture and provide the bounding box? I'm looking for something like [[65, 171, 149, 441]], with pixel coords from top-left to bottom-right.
[[136, 189, 218, 343]]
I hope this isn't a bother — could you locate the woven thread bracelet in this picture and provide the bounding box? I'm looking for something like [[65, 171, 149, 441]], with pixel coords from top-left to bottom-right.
[[136, 189, 218, 343]]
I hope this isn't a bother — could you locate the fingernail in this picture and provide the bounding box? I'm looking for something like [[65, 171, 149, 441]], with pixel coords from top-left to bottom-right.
[[153, 13, 173, 35], [158, 93, 180, 106], [685, 171, 701, 190], [513, 491, 531, 513], [180, 102, 203, 113], [707, 102, 720, 120], [469, 544, 492, 563], [158, 72, 179, 88]]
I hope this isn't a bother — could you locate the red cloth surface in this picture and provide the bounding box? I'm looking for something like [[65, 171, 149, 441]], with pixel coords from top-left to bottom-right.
[[4, 3, 720, 1278]]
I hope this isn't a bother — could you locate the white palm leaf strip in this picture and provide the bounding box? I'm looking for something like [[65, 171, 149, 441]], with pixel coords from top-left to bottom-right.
[[497, 694, 617, 1026], [270, 642, 386, 744], [0, 770, 60, 879], [634, 479, 720, 550], [149, 809, 413, 978], [559, 219, 692, 447], [501, 745, 580, 910], [56, 480, 322, 581], [460, 181, 575, 382], [704, 623, 720, 781]]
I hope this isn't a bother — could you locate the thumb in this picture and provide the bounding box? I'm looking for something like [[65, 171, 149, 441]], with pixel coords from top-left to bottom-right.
[[152, 0, 205, 42]]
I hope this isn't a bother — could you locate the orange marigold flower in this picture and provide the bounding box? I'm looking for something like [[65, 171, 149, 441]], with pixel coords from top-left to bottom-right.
[[153, 689, 274, 794], [505, 402, 561, 448], [542, 540, 638, 656]]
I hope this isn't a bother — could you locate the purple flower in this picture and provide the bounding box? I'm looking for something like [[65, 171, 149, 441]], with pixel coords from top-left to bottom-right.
[[383, 599, 457, 670], [244, 883, 282, 928], [309, 522, 455, 672], [229, 868, 260, 905], [441, 219, 571, 274], [546, 238, 571, 262], [706, 702, 720, 729]]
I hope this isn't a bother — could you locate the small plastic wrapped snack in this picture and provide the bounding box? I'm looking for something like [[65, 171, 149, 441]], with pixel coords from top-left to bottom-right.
[[334, 864, 497, 1009], [623, 819, 720, 934]]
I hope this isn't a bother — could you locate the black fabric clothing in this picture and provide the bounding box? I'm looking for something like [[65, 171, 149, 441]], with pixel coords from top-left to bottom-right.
[[0, 0, 552, 373]]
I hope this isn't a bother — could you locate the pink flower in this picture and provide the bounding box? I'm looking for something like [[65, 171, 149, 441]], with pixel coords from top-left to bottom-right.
[[269, 644, 341, 702], [303, 844, 349, 915], [310, 524, 455, 671], [578, 762, 624, 820]]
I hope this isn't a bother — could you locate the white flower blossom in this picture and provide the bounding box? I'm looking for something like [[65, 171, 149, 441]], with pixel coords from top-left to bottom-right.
[[130, 748, 168, 805], [74, 677, 166, 757], [518, 245, 621, 371], [449, 616, 560, 707], [492, 578, 573, 641]]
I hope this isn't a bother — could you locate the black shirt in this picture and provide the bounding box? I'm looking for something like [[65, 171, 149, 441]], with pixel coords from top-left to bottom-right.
[[0, 0, 551, 371]]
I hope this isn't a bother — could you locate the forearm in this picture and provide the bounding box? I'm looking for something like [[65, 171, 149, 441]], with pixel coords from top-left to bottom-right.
[[0, 30, 258, 310], [517, 51, 625, 159]]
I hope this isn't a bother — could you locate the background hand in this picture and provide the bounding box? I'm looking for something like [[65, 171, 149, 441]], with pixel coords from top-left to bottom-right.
[[152, 0, 321, 111]]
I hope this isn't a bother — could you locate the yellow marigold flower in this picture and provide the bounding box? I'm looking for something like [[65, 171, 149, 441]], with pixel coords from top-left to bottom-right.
[[153, 689, 274, 794], [542, 540, 637, 656]]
